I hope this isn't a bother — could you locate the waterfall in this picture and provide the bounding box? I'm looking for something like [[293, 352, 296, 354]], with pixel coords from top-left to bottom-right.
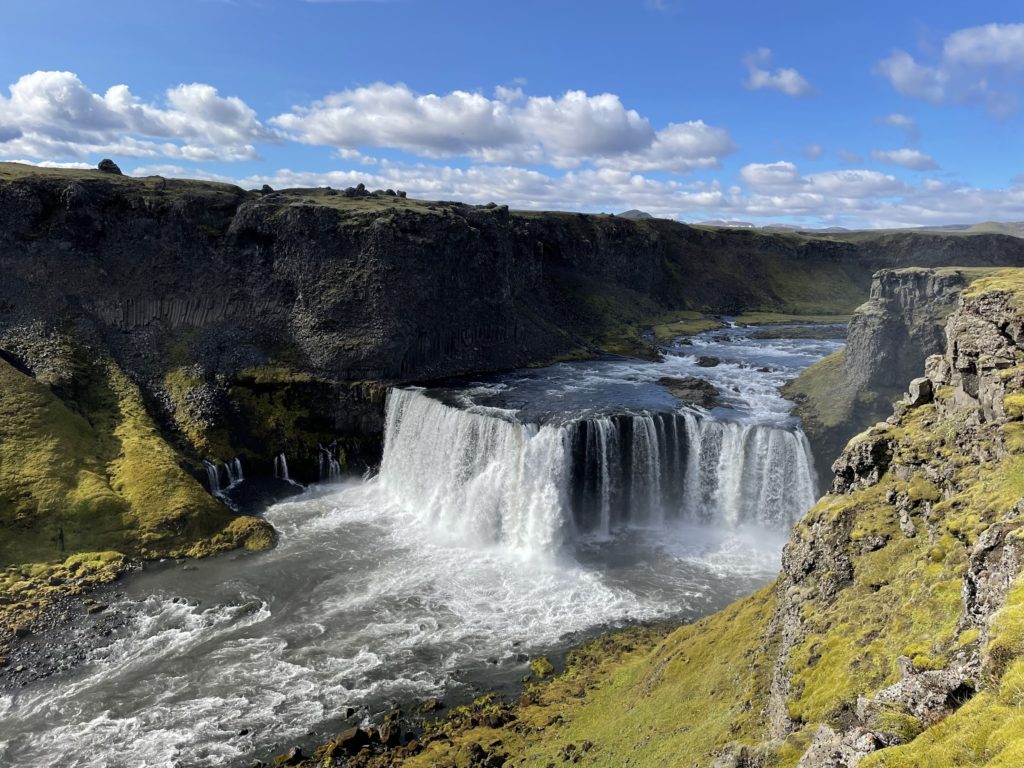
[[319, 444, 342, 482], [379, 388, 819, 555], [203, 460, 222, 494], [380, 389, 570, 553], [204, 458, 241, 511], [224, 457, 244, 487], [274, 453, 290, 482]]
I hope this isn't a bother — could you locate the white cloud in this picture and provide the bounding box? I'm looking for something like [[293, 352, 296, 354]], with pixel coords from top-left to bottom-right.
[[113, 156, 1024, 230], [271, 82, 734, 172], [740, 161, 801, 192], [879, 112, 920, 141], [838, 150, 864, 164], [7, 158, 94, 170], [804, 143, 824, 160], [0, 71, 268, 162], [875, 51, 947, 103], [944, 23, 1024, 68], [871, 148, 938, 170], [877, 23, 1024, 114], [743, 49, 814, 97]]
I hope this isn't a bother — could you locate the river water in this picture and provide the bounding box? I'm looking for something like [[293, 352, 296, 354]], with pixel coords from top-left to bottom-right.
[[0, 323, 843, 767]]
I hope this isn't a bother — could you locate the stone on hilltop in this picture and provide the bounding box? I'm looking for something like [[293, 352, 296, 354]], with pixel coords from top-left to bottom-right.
[[97, 159, 122, 175]]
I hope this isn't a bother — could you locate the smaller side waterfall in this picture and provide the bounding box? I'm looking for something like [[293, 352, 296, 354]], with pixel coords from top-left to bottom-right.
[[224, 458, 243, 487], [203, 460, 222, 495], [203, 458, 241, 511], [274, 453, 290, 482], [319, 444, 342, 482]]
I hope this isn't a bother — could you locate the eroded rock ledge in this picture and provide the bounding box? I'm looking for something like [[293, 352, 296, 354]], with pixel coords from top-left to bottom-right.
[[786, 266, 1001, 480]]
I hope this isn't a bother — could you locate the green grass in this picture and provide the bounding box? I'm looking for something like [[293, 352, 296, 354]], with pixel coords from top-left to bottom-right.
[[782, 349, 852, 430], [0, 352, 276, 654], [734, 312, 852, 326], [650, 312, 725, 341]]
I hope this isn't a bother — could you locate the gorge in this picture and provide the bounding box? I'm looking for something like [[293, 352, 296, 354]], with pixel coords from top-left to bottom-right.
[[4, 164, 1024, 767]]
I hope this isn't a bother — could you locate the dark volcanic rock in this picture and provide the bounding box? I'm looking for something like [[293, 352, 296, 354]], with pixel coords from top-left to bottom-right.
[[96, 158, 122, 175], [2, 168, 1024, 476], [697, 356, 721, 368], [657, 376, 719, 407]]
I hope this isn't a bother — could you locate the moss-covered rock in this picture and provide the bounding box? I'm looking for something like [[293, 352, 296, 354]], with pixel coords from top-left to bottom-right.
[[0, 351, 275, 655]]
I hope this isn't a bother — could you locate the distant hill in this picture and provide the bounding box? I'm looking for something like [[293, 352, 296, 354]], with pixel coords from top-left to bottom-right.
[[696, 219, 755, 228], [618, 209, 653, 219]]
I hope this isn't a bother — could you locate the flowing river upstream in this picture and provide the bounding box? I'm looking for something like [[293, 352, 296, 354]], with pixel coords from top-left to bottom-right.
[[0, 323, 843, 767]]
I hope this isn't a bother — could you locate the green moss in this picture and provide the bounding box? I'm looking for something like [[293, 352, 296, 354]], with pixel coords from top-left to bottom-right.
[[650, 312, 725, 342], [734, 312, 852, 326], [782, 350, 852, 430], [0, 550, 125, 658], [0, 352, 278, 655], [395, 589, 778, 768], [528, 656, 555, 678], [870, 707, 926, 743], [163, 366, 233, 459]]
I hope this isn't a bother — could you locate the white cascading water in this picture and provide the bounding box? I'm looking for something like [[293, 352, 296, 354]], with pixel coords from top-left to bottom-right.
[[203, 460, 222, 494], [274, 453, 289, 481], [319, 444, 342, 482], [380, 388, 570, 554], [224, 457, 243, 487], [379, 388, 818, 555]]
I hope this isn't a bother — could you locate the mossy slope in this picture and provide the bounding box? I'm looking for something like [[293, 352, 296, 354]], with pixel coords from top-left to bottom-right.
[[0, 353, 274, 655]]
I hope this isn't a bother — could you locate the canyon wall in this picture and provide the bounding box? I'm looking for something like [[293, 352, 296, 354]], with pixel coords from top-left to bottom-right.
[[4, 165, 1024, 483], [786, 267, 996, 479]]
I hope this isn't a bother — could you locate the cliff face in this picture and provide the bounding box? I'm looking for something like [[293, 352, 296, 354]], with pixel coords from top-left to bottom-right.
[[786, 267, 996, 479], [319, 269, 1024, 768], [5, 166, 1024, 480]]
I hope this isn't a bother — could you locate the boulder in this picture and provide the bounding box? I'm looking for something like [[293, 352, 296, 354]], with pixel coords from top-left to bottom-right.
[[96, 158, 122, 175], [657, 376, 720, 408], [336, 726, 374, 755], [697, 355, 721, 368], [906, 377, 933, 407]]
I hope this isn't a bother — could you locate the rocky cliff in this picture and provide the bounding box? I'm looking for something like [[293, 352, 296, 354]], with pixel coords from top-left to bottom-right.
[[5, 164, 1024, 482], [314, 269, 1024, 767], [5, 164, 1024, 666], [786, 267, 996, 479]]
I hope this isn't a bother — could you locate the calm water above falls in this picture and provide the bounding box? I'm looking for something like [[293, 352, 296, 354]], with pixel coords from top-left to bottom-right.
[[0, 324, 842, 768]]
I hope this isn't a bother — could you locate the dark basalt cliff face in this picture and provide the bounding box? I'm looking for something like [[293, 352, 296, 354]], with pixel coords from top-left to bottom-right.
[[786, 267, 999, 479], [4, 164, 1024, 489]]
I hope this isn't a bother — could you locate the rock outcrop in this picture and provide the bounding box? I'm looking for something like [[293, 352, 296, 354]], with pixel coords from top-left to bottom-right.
[[786, 267, 999, 479]]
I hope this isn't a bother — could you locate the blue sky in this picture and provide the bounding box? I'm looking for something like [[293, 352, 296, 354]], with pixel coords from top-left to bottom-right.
[[1, 0, 1023, 227]]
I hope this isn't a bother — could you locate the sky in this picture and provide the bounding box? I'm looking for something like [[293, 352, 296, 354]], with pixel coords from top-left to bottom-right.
[[1, 0, 1023, 228]]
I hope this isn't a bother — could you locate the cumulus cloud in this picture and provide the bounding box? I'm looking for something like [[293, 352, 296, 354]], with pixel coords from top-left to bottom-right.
[[743, 49, 814, 97], [876, 23, 1024, 115], [871, 148, 938, 170], [740, 161, 905, 197], [879, 112, 920, 141], [218, 158, 1024, 229], [271, 83, 733, 171], [0, 70, 269, 162], [944, 23, 1024, 68]]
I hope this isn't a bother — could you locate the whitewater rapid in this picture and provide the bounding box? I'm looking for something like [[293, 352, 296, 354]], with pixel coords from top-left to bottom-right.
[[0, 322, 842, 768]]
